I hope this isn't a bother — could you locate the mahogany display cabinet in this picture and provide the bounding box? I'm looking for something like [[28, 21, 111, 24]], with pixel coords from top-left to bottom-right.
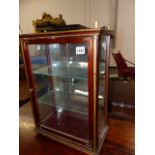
[[20, 28, 113, 155]]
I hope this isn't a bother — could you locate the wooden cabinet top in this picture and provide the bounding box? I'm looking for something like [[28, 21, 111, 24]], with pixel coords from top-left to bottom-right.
[[20, 28, 113, 38]]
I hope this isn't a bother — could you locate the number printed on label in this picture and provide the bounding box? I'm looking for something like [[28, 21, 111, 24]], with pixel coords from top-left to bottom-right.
[[76, 46, 85, 55]]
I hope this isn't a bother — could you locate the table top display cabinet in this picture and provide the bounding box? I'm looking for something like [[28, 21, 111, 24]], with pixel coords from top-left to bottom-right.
[[20, 28, 113, 155]]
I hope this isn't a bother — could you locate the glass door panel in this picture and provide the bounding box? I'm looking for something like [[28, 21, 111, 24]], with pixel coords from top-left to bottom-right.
[[28, 43, 90, 143], [98, 36, 107, 137]]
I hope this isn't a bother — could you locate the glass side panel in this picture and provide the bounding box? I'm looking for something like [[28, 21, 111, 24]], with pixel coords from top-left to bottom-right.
[[28, 43, 90, 144], [98, 35, 107, 138]]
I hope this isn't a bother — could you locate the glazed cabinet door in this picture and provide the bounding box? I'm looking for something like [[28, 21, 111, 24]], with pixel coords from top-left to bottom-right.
[[97, 35, 110, 144], [22, 37, 94, 147]]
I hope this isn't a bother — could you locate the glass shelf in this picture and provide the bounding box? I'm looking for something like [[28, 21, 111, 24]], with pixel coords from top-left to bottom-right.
[[33, 61, 105, 80], [34, 67, 105, 113], [38, 91, 104, 115], [35, 77, 104, 103], [33, 66, 88, 80], [38, 91, 88, 115]]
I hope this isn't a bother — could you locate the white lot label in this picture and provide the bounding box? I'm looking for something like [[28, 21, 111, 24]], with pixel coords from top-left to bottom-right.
[[76, 46, 85, 55]]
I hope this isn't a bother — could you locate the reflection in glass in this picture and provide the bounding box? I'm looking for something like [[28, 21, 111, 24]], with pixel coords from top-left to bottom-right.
[[28, 43, 90, 143], [98, 36, 107, 138]]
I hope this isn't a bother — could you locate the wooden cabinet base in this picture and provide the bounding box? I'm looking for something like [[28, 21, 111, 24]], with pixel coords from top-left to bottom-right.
[[36, 126, 108, 155]]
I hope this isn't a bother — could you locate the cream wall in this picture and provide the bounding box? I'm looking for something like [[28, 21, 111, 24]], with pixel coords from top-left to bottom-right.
[[19, 0, 115, 33], [19, 0, 135, 66], [114, 0, 135, 66], [19, 0, 88, 33], [89, 0, 116, 29]]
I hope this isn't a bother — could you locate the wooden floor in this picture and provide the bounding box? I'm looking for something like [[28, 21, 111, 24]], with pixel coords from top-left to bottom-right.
[[19, 102, 135, 155]]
